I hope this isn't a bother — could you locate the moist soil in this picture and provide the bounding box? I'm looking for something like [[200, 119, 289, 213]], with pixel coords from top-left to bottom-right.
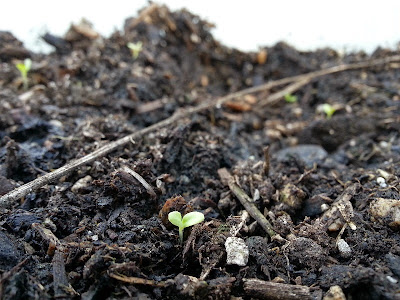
[[1, 4, 400, 300]]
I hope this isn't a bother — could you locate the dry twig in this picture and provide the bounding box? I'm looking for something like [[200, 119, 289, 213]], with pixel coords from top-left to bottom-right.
[[218, 168, 276, 238], [120, 165, 156, 197], [108, 272, 166, 287], [243, 278, 312, 300]]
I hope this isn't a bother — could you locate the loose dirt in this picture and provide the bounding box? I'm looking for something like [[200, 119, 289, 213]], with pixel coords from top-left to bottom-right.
[[0, 4, 400, 299]]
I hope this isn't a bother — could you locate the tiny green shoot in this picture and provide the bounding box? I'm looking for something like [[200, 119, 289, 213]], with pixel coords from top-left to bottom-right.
[[168, 211, 204, 243], [16, 58, 32, 90], [127, 41, 143, 59], [322, 103, 336, 119], [284, 93, 298, 103]]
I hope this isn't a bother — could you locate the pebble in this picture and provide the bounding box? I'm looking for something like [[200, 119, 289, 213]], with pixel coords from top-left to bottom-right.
[[275, 144, 328, 168], [386, 275, 398, 284], [370, 198, 400, 229], [225, 237, 249, 266], [376, 177, 387, 188], [71, 175, 92, 193], [279, 183, 306, 210], [323, 285, 346, 300], [337, 238, 352, 258]]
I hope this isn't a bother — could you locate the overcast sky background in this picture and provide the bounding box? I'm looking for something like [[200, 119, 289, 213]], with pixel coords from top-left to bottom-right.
[[1, 0, 399, 54]]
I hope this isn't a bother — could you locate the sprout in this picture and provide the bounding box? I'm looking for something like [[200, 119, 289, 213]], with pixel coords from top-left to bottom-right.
[[322, 103, 336, 119], [168, 211, 204, 243], [16, 58, 32, 90], [284, 93, 298, 103], [127, 41, 143, 59]]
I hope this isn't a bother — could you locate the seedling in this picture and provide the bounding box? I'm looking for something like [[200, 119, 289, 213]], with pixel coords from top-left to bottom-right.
[[168, 211, 204, 243], [127, 41, 143, 59], [284, 93, 298, 103], [16, 58, 32, 90], [322, 103, 336, 119]]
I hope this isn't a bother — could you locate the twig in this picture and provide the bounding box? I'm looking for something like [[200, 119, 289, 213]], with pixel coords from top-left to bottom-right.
[[32, 222, 63, 257], [108, 272, 166, 287], [120, 165, 156, 197], [218, 168, 276, 238], [259, 78, 311, 107], [1, 55, 400, 208], [296, 163, 317, 184], [263, 146, 270, 176], [53, 249, 78, 297], [243, 278, 312, 300]]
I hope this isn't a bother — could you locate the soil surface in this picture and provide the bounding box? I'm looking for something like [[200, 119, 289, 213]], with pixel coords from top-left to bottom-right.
[[1, 4, 400, 300]]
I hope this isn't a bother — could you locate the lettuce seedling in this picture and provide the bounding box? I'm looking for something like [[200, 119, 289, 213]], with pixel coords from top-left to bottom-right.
[[322, 103, 336, 119], [284, 93, 298, 103], [127, 41, 143, 59], [16, 58, 32, 90], [168, 211, 204, 243]]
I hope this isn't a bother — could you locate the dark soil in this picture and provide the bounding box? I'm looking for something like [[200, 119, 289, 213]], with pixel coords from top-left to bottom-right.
[[1, 4, 400, 300]]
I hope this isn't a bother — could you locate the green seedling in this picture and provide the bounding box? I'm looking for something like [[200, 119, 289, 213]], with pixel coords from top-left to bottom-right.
[[322, 103, 336, 119], [168, 211, 204, 243], [127, 41, 143, 59], [284, 93, 298, 103], [16, 58, 32, 90]]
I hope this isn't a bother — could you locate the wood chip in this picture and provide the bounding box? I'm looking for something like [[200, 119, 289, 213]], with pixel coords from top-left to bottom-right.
[[243, 278, 312, 300]]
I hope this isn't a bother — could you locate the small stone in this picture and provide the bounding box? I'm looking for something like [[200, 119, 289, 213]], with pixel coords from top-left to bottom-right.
[[279, 183, 306, 210], [275, 144, 328, 168], [225, 237, 249, 266], [71, 175, 92, 193], [370, 198, 400, 229], [376, 177, 387, 188], [337, 239, 352, 258], [386, 275, 398, 284], [321, 203, 330, 212], [323, 285, 346, 300]]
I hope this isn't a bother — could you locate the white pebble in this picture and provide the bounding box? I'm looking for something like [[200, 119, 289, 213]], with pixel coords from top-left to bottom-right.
[[386, 275, 398, 284], [225, 237, 249, 266], [376, 177, 387, 188], [71, 175, 93, 193], [321, 203, 329, 212], [337, 239, 352, 258]]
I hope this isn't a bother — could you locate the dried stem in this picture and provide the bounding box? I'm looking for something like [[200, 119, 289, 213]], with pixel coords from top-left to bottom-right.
[[218, 168, 276, 238]]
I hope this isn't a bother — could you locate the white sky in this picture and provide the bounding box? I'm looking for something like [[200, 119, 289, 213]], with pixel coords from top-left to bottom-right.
[[1, 0, 399, 53]]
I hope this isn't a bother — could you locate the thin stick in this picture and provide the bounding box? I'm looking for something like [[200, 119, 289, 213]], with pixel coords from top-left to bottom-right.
[[120, 165, 156, 197], [243, 279, 312, 300], [218, 168, 276, 238], [108, 272, 166, 287], [258, 78, 310, 107], [1, 55, 400, 208]]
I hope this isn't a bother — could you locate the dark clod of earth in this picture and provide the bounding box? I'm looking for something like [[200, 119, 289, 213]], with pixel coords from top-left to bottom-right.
[[1, 3, 400, 300]]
